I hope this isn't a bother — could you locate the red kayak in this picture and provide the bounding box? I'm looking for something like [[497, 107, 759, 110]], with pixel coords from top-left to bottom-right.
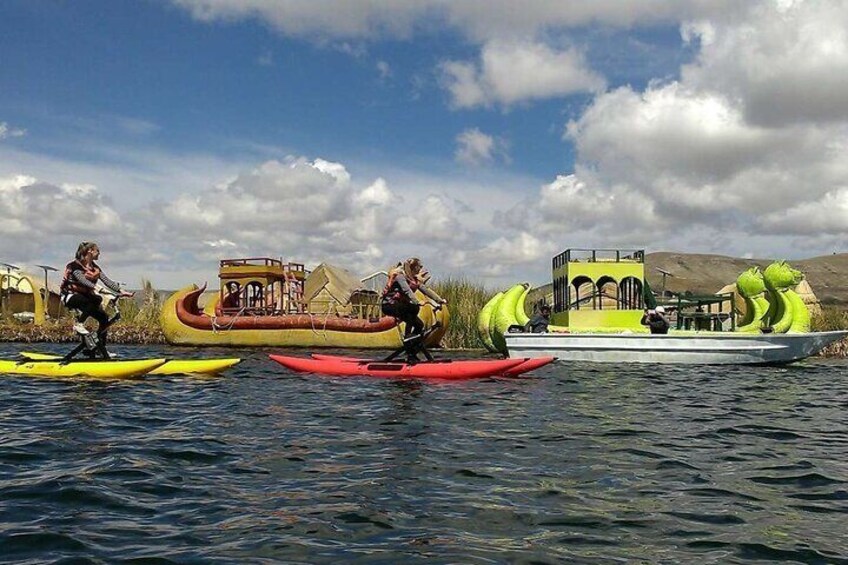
[[269, 354, 534, 379], [309, 352, 555, 378], [502, 357, 556, 377]]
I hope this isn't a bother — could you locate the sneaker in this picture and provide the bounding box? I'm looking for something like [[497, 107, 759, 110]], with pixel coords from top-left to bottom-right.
[[73, 323, 89, 335]]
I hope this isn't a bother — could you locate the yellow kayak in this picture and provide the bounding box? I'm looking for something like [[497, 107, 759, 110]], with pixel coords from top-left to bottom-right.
[[20, 352, 241, 375], [0, 358, 168, 379]]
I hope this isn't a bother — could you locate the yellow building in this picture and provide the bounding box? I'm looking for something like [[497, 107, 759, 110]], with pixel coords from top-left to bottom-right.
[[551, 248, 646, 330]]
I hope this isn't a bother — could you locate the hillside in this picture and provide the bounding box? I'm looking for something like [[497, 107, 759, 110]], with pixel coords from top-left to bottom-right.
[[645, 252, 848, 305]]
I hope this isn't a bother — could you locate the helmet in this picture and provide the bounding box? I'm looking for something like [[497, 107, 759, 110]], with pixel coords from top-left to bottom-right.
[[655, 306, 666, 314]]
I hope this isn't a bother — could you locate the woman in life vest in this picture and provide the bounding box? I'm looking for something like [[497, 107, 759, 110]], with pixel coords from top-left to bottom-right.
[[60, 241, 134, 335], [381, 257, 447, 340]]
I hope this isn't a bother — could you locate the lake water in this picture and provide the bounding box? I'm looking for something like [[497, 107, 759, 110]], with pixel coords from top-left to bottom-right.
[[1, 344, 847, 564]]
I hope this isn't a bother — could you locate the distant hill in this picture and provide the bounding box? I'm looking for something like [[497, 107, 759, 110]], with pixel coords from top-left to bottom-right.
[[645, 252, 848, 305]]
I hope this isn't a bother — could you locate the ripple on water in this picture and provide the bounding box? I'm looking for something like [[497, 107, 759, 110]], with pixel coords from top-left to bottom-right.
[[0, 348, 847, 563]]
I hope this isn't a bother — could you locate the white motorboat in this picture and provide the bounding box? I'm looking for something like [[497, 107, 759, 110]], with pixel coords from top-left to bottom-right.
[[505, 330, 848, 365]]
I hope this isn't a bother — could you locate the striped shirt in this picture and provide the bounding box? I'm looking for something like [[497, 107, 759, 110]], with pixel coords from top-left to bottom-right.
[[69, 269, 122, 294]]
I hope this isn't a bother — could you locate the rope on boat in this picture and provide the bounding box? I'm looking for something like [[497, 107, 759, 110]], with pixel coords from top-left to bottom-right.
[[207, 301, 334, 338], [307, 303, 332, 340], [211, 305, 246, 334], [208, 301, 407, 339]]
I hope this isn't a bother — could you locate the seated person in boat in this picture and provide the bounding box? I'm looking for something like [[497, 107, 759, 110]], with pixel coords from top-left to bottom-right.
[[60, 241, 134, 336], [381, 257, 447, 340], [525, 304, 552, 333], [222, 281, 241, 309], [641, 306, 670, 335]]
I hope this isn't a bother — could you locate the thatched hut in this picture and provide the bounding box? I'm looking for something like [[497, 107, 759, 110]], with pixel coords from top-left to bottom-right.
[[303, 263, 381, 319]]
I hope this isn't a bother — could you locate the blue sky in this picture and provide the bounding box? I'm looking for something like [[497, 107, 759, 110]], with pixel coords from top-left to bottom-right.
[[3, 1, 594, 176], [1, 1, 847, 289]]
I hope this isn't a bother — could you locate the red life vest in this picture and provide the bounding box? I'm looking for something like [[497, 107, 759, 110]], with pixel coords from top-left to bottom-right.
[[381, 270, 419, 304], [60, 260, 101, 295]]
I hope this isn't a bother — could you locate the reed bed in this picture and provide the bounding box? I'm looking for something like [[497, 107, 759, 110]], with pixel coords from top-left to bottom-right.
[[432, 277, 492, 350], [811, 305, 848, 332], [0, 278, 166, 344], [0, 318, 165, 344], [812, 305, 848, 357], [119, 279, 165, 331]]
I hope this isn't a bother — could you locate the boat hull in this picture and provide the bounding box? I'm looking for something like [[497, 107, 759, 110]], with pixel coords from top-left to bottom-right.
[[148, 358, 241, 375], [505, 330, 848, 365], [161, 284, 449, 348], [20, 352, 241, 375], [309, 353, 556, 377], [0, 358, 168, 378], [269, 354, 532, 379]]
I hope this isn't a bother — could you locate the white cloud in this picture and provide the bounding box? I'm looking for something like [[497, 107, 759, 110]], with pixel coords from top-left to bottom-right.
[[564, 83, 821, 215], [204, 239, 238, 248], [354, 177, 392, 206], [392, 194, 465, 242], [440, 1, 745, 42], [455, 128, 508, 165], [0, 174, 124, 256], [537, 174, 632, 230], [334, 41, 368, 59], [441, 40, 605, 108], [0, 129, 534, 286], [473, 231, 559, 276], [141, 157, 476, 279], [376, 60, 391, 80], [468, 0, 848, 262], [757, 187, 848, 235], [311, 158, 352, 185], [172, 1, 744, 42], [0, 122, 26, 139], [438, 61, 484, 108], [681, 0, 848, 127], [172, 0, 431, 39]]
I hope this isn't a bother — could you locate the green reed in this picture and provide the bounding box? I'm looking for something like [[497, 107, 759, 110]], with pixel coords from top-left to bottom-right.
[[119, 279, 163, 329], [431, 277, 493, 350], [0, 279, 166, 344], [811, 305, 848, 332], [812, 305, 848, 357]]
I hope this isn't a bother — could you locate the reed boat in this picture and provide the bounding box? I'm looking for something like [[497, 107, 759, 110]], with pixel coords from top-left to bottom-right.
[[162, 258, 448, 348]]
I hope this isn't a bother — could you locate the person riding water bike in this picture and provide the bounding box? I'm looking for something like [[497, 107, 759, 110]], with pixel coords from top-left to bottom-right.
[[381, 257, 447, 360], [60, 241, 133, 338]]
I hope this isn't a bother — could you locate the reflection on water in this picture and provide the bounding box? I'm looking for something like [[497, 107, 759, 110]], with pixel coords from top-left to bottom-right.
[[1, 344, 847, 563]]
